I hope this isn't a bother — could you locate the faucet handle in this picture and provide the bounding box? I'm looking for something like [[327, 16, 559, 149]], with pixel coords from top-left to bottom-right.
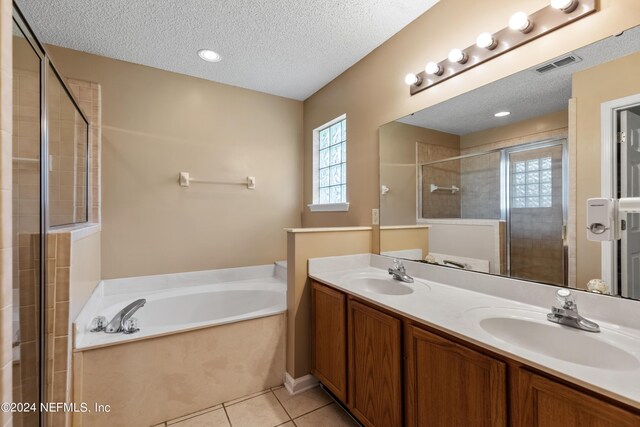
[[122, 317, 140, 334], [555, 289, 576, 309], [393, 259, 405, 271], [90, 316, 106, 332]]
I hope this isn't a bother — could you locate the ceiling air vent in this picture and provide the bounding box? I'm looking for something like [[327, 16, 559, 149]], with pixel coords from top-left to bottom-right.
[[535, 55, 582, 74]]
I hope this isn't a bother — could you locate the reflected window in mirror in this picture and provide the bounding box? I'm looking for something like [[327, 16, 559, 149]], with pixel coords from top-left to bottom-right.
[[309, 114, 348, 211], [512, 157, 553, 209]]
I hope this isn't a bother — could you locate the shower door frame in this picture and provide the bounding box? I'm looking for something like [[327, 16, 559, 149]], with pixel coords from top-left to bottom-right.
[[13, 3, 91, 424], [502, 138, 569, 285]]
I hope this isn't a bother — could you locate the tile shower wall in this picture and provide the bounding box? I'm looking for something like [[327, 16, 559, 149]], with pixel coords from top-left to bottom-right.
[[15, 232, 71, 427], [46, 71, 87, 226], [67, 79, 100, 224], [47, 75, 101, 227], [12, 65, 41, 427], [12, 50, 99, 425], [418, 142, 460, 218], [459, 152, 501, 219]]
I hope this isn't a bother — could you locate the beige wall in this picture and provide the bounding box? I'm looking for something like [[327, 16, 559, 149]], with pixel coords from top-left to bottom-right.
[[287, 228, 371, 378], [573, 51, 640, 286], [379, 121, 458, 225], [302, 0, 640, 230], [460, 110, 569, 150], [380, 226, 429, 257], [47, 46, 304, 279], [0, 0, 13, 424]]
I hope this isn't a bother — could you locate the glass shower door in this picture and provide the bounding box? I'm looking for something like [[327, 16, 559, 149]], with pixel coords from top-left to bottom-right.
[[12, 18, 43, 427], [507, 142, 567, 285]]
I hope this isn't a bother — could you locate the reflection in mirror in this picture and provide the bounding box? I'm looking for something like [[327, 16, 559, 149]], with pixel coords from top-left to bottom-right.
[[379, 25, 640, 300]]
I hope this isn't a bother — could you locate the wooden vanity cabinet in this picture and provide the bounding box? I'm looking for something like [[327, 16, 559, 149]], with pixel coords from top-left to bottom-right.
[[405, 324, 507, 427], [311, 281, 348, 401], [512, 369, 640, 427], [347, 298, 403, 427], [311, 280, 640, 427]]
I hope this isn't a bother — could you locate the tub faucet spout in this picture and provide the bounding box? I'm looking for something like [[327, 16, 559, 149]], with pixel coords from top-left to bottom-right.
[[105, 299, 146, 333]]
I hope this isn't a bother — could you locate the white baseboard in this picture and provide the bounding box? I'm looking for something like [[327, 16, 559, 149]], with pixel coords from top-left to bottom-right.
[[283, 372, 318, 395]]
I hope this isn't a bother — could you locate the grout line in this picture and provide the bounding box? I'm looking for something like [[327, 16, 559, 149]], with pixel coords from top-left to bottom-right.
[[223, 406, 232, 427], [165, 405, 223, 425], [291, 401, 333, 421], [270, 389, 294, 420], [223, 389, 271, 408]]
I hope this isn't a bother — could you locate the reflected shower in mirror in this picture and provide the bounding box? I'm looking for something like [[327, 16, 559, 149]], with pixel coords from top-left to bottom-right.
[[379, 24, 640, 300]]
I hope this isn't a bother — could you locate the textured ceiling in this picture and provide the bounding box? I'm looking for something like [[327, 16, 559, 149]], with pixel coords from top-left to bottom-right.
[[16, 0, 439, 100], [398, 25, 640, 135]]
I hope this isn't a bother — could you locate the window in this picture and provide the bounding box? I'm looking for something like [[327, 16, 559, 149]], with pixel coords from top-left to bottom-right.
[[309, 114, 348, 211], [512, 157, 552, 208]]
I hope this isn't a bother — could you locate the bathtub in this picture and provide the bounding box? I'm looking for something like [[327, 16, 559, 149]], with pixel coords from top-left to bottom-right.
[[74, 262, 287, 349], [72, 262, 287, 426]]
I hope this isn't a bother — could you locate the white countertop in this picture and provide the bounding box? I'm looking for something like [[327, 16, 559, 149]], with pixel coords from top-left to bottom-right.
[[308, 254, 640, 409]]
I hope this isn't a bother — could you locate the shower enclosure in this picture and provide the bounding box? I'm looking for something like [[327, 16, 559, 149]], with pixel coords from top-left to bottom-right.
[[12, 5, 89, 426], [418, 139, 567, 285]]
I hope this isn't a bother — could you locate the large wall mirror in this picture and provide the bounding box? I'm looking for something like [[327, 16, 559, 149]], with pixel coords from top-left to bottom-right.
[[379, 24, 640, 301]]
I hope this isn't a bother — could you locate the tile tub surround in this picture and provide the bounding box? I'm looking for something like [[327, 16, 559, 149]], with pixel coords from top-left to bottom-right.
[[308, 254, 640, 409], [73, 313, 287, 427], [74, 262, 287, 350]]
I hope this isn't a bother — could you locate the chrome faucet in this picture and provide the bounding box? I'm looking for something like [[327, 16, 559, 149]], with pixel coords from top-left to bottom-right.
[[103, 298, 146, 334], [547, 289, 600, 333], [388, 259, 414, 283]]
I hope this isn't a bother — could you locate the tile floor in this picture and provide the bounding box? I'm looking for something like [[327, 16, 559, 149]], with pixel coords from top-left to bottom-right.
[[153, 385, 360, 427]]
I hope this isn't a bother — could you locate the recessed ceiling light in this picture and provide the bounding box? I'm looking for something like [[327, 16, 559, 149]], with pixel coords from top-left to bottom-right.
[[494, 111, 511, 117], [197, 49, 221, 62]]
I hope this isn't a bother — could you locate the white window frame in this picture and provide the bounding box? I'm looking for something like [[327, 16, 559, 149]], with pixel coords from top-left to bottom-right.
[[308, 113, 349, 212]]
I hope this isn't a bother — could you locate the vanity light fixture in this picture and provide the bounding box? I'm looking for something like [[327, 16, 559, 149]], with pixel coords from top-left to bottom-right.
[[476, 32, 498, 50], [494, 111, 511, 117], [551, 0, 579, 13], [404, 73, 421, 86], [425, 61, 443, 76], [448, 48, 468, 64], [405, 0, 596, 96], [197, 49, 222, 62], [509, 12, 534, 33]]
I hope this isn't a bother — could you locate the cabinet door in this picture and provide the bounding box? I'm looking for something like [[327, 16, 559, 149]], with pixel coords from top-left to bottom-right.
[[348, 299, 402, 427], [513, 369, 640, 427], [405, 325, 507, 427], [311, 281, 347, 401]]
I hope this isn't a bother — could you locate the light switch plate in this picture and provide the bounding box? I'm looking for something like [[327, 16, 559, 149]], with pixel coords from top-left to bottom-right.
[[372, 208, 379, 225]]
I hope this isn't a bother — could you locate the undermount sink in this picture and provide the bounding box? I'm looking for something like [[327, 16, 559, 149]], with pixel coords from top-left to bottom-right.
[[342, 271, 428, 296], [468, 308, 640, 371], [350, 277, 414, 295]]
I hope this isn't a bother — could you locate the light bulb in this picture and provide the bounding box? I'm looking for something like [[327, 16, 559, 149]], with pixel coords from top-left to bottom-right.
[[509, 12, 533, 33], [425, 62, 443, 76], [476, 32, 498, 50], [404, 73, 421, 86], [551, 0, 578, 12], [494, 111, 511, 117], [448, 49, 467, 64], [197, 49, 222, 62]]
